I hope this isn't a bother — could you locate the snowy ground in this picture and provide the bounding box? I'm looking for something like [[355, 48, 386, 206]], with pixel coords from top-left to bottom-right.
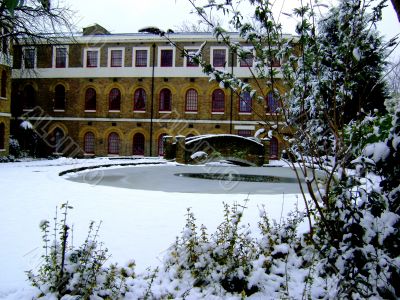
[[0, 157, 305, 299]]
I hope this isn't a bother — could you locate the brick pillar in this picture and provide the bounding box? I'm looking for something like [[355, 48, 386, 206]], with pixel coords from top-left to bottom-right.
[[261, 138, 270, 165], [175, 135, 186, 164], [163, 135, 175, 160]]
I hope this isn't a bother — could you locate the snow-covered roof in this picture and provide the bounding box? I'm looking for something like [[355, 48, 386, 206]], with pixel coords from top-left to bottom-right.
[[185, 134, 263, 146]]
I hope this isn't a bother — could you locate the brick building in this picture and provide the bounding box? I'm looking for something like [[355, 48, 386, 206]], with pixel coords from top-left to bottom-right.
[[11, 25, 288, 158], [0, 27, 12, 157]]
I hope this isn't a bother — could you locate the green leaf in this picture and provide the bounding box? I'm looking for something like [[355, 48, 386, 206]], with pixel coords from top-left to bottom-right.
[[40, 0, 50, 11], [4, 0, 20, 15]]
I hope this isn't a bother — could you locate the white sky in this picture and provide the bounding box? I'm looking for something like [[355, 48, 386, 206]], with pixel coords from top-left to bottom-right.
[[66, 0, 399, 56]]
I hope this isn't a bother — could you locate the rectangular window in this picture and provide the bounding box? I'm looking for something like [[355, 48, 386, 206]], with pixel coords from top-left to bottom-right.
[[239, 51, 253, 67], [86, 50, 99, 68], [270, 57, 281, 67], [160, 49, 173, 67], [212, 49, 226, 67], [55, 47, 67, 68], [24, 48, 35, 69], [135, 49, 148, 67], [110, 49, 123, 67], [186, 49, 199, 67]]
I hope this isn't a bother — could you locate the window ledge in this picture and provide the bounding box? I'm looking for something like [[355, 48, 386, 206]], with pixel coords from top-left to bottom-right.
[[23, 109, 34, 112], [84, 153, 95, 157], [185, 111, 198, 114], [239, 112, 252, 115], [212, 112, 224, 115], [159, 111, 172, 113], [108, 110, 121, 113], [0, 149, 5, 152], [84, 110, 96, 113], [133, 110, 146, 113], [0, 97, 7, 100], [53, 109, 65, 112]]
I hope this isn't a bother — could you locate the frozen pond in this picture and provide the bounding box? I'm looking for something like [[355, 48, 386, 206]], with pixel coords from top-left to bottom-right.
[[66, 164, 305, 194]]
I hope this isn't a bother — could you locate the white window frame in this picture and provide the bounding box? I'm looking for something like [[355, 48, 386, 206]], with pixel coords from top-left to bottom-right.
[[52, 45, 69, 68], [22, 47, 36, 69], [210, 46, 228, 68], [108, 47, 125, 68], [237, 46, 254, 68], [184, 47, 201, 67], [132, 47, 150, 67], [84, 48, 100, 68], [158, 46, 175, 67]]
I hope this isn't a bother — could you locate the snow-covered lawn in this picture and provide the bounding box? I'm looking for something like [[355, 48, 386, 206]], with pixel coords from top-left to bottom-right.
[[0, 158, 304, 299]]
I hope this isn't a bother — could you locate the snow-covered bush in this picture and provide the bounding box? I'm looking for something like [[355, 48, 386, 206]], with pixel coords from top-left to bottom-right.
[[129, 201, 311, 299], [308, 105, 400, 298], [27, 203, 135, 299], [345, 113, 392, 157]]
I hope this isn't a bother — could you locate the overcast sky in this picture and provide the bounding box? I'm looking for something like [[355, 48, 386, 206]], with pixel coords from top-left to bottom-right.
[[66, 0, 399, 55]]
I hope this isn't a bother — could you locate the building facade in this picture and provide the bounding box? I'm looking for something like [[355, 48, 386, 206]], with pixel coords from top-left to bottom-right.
[[0, 27, 12, 157], [11, 26, 287, 158]]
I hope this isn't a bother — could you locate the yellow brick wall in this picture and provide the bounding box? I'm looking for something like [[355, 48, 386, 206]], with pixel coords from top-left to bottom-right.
[[0, 65, 11, 156]]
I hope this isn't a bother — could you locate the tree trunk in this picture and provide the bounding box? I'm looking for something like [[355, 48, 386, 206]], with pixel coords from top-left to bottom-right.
[[391, 0, 400, 22]]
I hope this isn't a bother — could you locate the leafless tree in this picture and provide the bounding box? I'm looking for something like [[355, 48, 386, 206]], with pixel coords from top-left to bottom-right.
[[0, 0, 76, 46], [387, 57, 400, 95]]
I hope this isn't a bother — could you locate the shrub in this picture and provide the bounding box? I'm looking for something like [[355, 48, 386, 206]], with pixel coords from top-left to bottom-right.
[[27, 203, 135, 299]]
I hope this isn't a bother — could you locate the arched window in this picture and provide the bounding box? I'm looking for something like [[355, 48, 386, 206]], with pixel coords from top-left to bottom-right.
[[85, 88, 96, 111], [270, 137, 279, 159], [158, 133, 167, 156], [133, 88, 146, 111], [266, 92, 279, 113], [54, 84, 66, 110], [132, 133, 145, 155], [22, 84, 35, 109], [84, 132, 95, 154], [1, 70, 7, 98], [212, 89, 225, 112], [53, 128, 64, 153], [109, 88, 121, 111], [185, 89, 198, 112], [239, 91, 252, 113], [159, 88, 171, 111], [108, 132, 120, 155], [0, 123, 5, 150]]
